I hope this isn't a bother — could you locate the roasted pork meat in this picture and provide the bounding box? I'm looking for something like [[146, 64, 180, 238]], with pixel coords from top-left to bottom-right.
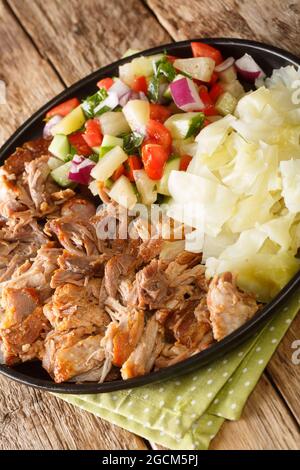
[[0, 141, 260, 382]]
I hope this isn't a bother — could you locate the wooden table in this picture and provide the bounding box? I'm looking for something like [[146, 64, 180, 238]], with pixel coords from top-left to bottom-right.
[[0, 0, 299, 450]]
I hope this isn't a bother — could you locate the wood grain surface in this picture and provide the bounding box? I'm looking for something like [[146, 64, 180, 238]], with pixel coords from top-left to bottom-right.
[[8, 0, 171, 86], [146, 0, 300, 55], [210, 375, 300, 450], [0, 0, 299, 451]]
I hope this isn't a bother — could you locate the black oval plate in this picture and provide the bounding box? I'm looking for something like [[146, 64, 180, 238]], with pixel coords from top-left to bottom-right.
[[1, 38, 299, 394]]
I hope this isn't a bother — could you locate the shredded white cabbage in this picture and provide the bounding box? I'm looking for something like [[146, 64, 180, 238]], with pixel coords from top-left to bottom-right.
[[167, 65, 300, 302]]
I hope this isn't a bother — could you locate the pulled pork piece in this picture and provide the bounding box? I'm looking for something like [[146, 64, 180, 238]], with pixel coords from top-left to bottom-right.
[[42, 281, 110, 383], [207, 272, 259, 341], [0, 139, 74, 223], [45, 198, 98, 257], [165, 251, 204, 287], [166, 299, 212, 349], [155, 331, 214, 369], [2, 138, 50, 177], [101, 308, 144, 369], [43, 281, 110, 333], [0, 219, 50, 284], [2, 243, 62, 301], [135, 259, 170, 309], [121, 315, 163, 380], [0, 287, 40, 329], [154, 296, 213, 369], [0, 287, 50, 365], [50, 251, 105, 288], [128, 252, 205, 310], [104, 254, 137, 298], [42, 326, 106, 383]]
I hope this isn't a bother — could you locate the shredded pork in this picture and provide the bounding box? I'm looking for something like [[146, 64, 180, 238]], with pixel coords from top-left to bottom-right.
[[0, 139, 260, 382]]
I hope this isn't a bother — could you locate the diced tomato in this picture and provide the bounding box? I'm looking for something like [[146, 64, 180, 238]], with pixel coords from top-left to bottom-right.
[[132, 76, 148, 94], [125, 155, 143, 182], [209, 82, 224, 102], [149, 104, 172, 123], [82, 119, 103, 148], [191, 42, 223, 65], [144, 119, 172, 152], [141, 144, 169, 180], [68, 132, 92, 157], [203, 119, 211, 127], [166, 55, 177, 64], [97, 77, 114, 90], [46, 97, 80, 119], [199, 88, 217, 116], [112, 164, 126, 182], [179, 154, 192, 172], [208, 71, 219, 85]]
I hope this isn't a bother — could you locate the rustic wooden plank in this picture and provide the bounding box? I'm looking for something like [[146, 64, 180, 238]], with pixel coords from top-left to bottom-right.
[[211, 374, 300, 450], [0, 1, 63, 145], [146, 0, 300, 56], [0, 1, 147, 450], [8, 0, 171, 87], [267, 314, 300, 424], [0, 376, 147, 450]]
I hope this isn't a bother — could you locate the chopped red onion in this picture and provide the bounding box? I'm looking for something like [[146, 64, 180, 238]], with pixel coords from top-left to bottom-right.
[[43, 115, 62, 139], [235, 53, 265, 82], [170, 77, 204, 112], [119, 90, 140, 107], [94, 92, 119, 114], [68, 155, 95, 185], [215, 57, 235, 73], [109, 78, 131, 99]]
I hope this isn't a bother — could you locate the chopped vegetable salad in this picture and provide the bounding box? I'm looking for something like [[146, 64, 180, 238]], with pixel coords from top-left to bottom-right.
[[45, 42, 300, 302]]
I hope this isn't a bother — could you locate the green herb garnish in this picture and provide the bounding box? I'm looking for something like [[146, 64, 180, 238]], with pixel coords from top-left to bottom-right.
[[81, 88, 108, 118], [185, 113, 205, 139], [122, 132, 144, 154]]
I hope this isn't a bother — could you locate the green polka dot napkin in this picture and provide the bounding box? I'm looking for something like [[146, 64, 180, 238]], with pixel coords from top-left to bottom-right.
[[55, 293, 299, 450]]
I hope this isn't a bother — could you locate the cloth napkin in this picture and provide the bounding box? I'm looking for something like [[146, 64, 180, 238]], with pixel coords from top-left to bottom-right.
[[56, 293, 299, 450]]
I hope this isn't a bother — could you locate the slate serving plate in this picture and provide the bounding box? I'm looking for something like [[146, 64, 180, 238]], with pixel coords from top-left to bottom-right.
[[0, 38, 299, 393]]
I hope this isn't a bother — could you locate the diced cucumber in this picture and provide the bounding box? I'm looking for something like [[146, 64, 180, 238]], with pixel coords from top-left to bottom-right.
[[164, 112, 204, 140], [163, 85, 172, 100], [218, 65, 237, 84], [172, 138, 198, 157], [222, 80, 245, 99], [122, 100, 150, 135], [94, 135, 124, 158], [157, 157, 180, 196], [215, 92, 237, 116], [102, 135, 123, 147], [51, 105, 85, 135], [91, 146, 128, 182], [98, 146, 114, 158], [119, 54, 164, 86], [133, 169, 157, 205], [109, 175, 137, 209], [51, 161, 72, 187], [48, 134, 70, 161], [98, 111, 130, 136], [48, 156, 64, 170], [173, 57, 215, 82]]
